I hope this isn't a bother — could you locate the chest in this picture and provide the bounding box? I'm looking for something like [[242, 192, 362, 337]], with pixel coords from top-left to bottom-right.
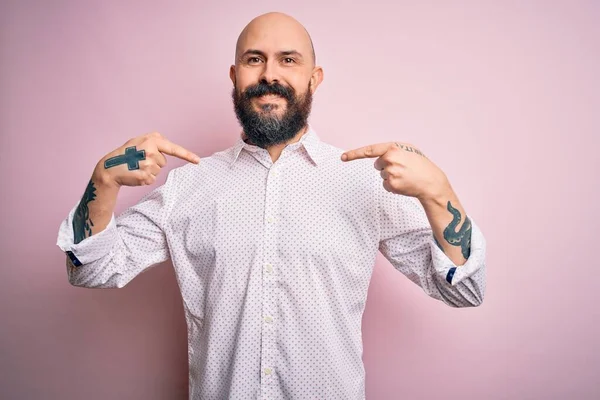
[[168, 162, 378, 263]]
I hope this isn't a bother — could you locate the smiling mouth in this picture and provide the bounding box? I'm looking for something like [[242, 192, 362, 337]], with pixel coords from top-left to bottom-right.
[[255, 94, 285, 101]]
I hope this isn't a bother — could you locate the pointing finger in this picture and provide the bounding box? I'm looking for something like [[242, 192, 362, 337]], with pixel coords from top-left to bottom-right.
[[341, 142, 394, 162], [156, 137, 200, 164]]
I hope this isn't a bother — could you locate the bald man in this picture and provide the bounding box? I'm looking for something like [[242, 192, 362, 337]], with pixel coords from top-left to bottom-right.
[[57, 12, 486, 400], [230, 12, 322, 156]]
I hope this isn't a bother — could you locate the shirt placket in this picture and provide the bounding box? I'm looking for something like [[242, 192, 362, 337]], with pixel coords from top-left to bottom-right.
[[260, 158, 283, 398]]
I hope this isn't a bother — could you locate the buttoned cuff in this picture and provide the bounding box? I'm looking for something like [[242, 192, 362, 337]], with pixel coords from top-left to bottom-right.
[[56, 201, 119, 267], [430, 216, 486, 286]]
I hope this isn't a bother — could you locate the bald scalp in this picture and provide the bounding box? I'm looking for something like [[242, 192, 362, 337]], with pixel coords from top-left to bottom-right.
[[235, 12, 316, 66]]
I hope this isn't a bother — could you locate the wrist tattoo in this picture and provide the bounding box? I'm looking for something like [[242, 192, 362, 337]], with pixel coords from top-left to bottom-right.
[[104, 146, 146, 170], [73, 179, 97, 244], [443, 201, 472, 259]]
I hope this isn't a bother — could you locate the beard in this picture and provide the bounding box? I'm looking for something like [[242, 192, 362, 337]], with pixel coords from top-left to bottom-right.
[[232, 80, 313, 148]]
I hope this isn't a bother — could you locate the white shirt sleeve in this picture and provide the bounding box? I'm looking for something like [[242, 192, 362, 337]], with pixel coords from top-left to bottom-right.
[[376, 185, 487, 307], [56, 168, 178, 288]]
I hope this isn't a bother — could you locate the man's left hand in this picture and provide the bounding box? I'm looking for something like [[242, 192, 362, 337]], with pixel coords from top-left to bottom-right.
[[341, 142, 451, 201]]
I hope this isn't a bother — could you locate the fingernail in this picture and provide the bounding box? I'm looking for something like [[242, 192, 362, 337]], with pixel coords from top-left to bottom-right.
[[341, 154, 347, 161]]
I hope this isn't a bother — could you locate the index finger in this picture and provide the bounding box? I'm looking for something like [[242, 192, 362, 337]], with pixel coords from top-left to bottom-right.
[[341, 142, 394, 162], [156, 137, 200, 164]]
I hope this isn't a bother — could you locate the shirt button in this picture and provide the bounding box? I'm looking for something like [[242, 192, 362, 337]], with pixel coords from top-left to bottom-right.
[[264, 367, 272, 375], [266, 216, 275, 223], [271, 170, 279, 177], [264, 315, 273, 323], [265, 263, 273, 273]]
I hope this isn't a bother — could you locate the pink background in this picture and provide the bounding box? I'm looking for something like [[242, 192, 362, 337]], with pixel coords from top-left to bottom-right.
[[1, 0, 598, 399]]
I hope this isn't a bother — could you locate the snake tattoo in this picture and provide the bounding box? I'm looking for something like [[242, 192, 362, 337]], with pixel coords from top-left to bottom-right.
[[442, 201, 472, 259]]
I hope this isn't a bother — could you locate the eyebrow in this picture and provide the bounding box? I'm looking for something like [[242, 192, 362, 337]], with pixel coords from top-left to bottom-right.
[[240, 49, 304, 60]]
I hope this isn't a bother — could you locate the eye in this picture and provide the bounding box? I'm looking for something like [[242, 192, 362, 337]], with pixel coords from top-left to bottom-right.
[[247, 57, 262, 64], [283, 57, 296, 64]]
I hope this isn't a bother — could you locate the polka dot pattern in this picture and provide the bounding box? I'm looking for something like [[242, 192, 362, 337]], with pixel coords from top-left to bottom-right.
[[57, 125, 486, 399]]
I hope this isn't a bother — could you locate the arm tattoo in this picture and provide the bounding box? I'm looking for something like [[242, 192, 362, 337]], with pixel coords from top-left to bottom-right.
[[73, 179, 97, 244], [104, 146, 146, 170], [442, 201, 472, 259]]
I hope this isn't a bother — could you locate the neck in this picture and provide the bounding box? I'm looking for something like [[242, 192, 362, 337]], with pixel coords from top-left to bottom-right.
[[244, 125, 308, 163]]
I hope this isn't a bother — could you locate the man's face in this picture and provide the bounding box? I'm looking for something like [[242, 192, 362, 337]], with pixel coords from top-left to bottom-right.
[[230, 15, 323, 148]]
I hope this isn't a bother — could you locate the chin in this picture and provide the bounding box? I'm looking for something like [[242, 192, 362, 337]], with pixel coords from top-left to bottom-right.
[[258, 104, 286, 114]]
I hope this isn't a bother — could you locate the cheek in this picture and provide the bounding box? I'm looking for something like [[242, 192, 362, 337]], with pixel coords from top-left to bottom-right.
[[235, 80, 251, 94], [235, 69, 259, 88], [288, 77, 311, 96]]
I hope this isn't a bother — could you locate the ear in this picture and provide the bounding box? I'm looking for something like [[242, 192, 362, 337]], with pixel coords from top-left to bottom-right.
[[229, 65, 236, 86], [309, 66, 324, 94]]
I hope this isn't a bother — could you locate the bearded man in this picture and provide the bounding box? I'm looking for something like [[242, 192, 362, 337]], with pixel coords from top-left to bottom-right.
[[57, 12, 486, 400]]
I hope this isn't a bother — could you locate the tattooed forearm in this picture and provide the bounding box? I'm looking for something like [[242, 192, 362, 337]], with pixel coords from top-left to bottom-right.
[[73, 179, 97, 244], [104, 146, 146, 170], [442, 201, 472, 259], [394, 142, 427, 158]]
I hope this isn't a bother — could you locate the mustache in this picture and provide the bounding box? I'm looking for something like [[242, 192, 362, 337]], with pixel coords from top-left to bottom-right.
[[242, 82, 294, 102]]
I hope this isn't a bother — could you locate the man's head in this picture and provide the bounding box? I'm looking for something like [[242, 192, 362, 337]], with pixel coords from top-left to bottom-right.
[[230, 12, 324, 148]]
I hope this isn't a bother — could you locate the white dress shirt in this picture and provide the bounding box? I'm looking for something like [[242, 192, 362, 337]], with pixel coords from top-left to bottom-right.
[[57, 126, 486, 400]]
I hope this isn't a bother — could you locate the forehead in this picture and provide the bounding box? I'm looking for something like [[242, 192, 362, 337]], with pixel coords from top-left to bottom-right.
[[237, 22, 311, 58]]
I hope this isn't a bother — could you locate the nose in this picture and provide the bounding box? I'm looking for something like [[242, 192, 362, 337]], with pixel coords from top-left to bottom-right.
[[259, 60, 279, 85]]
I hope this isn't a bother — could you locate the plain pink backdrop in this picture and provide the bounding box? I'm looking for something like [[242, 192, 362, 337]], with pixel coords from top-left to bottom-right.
[[1, 1, 598, 399]]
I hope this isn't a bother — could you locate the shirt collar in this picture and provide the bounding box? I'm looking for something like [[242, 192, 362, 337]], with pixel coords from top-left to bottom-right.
[[229, 125, 326, 167]]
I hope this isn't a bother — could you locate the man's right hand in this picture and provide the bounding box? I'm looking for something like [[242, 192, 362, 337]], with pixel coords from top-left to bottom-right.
[[93, 132, 200, 188]]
